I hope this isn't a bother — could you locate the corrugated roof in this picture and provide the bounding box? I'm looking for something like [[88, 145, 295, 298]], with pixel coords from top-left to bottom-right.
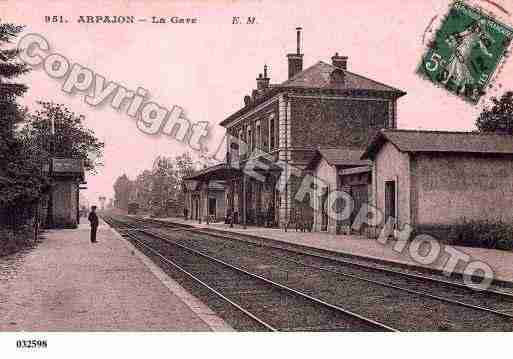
[[363, 129, 513, 159], [319, 148, 371, 167], [279, 61, 403, 93]]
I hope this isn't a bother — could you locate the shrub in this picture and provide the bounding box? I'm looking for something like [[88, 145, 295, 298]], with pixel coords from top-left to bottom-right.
[[451, 218, 513, 251]]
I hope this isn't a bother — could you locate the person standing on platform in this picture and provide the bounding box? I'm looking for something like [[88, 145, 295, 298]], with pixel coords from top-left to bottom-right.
[[88, 206, 99, 243]]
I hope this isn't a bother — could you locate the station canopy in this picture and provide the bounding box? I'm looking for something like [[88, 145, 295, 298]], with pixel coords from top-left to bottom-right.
[[185, 155, 283, 183]]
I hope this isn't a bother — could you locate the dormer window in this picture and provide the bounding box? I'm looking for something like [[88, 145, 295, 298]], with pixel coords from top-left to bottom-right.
[[329, 68, 345, 85]]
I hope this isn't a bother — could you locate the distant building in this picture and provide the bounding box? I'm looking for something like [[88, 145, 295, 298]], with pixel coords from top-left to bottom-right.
[[185, 28, 405, 228], [363, 129, 513, 239], [99, 196, 106, 211]]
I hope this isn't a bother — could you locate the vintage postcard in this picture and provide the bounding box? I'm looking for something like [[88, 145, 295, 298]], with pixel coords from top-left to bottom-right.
[[1, 0, 513, 357]]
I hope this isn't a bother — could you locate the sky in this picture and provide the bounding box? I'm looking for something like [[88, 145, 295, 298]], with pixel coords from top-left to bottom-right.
[[2, 0, 513, 205]]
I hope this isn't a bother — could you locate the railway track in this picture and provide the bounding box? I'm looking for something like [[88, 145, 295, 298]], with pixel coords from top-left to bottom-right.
[[106, 215, 513, 331], [104, 216, 396, 332], [134, 216, 513, 308]]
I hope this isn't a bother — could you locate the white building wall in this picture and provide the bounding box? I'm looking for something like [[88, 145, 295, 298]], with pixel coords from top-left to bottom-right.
[[415, 153, 513, 226], [312, 158, 338, 233], [373, 142, 411, 228]]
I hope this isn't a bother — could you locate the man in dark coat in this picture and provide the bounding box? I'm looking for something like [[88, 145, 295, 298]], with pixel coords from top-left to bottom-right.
[[88, 205, 99, 243]]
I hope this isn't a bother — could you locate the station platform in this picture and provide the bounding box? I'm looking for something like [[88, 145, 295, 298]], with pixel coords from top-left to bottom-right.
[[0, 218, 232, 331], [156, 217, 513, 287]]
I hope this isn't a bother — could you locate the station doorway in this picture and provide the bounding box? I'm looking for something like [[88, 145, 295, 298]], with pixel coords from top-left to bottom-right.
[[208, 198, 217, 217], [385, 181, 396, 221], [321, 190, 328, 232]]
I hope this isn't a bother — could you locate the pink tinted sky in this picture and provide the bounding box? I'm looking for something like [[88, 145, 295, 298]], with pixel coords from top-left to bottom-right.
[[2, 0, 513, 204]]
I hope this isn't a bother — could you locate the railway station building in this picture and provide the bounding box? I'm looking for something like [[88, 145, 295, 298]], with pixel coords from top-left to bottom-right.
[[362, 129, 513, 239], [183, 178, 226, 222], [184, 28, 406, 231], [45, 158, 85, 228], [183, 28, 513, 241], [304, 148, 371, 233]]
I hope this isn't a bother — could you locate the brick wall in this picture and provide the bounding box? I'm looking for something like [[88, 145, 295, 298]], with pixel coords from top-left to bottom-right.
[[290, 96, 390, 150], [222, 92, 396, 229], [226, 100, 279, 158]]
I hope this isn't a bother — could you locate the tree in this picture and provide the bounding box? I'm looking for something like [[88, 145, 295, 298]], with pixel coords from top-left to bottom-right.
[[175, 152, 195, 185], [113, 152, 199, 216], [22, 101, 104, 174], [133, 170, 153, 210], [174, 152, 196, 204], [0, 23, 29, 141], [0, 22, 29, 174], [0, 22, 46, 212], [476, 91, 513, 135], [150, 156, 178, 214], [113, 174, 132, 210]]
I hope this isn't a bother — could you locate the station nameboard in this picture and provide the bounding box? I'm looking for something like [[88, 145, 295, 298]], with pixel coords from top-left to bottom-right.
[[52, 158, 84, 174]]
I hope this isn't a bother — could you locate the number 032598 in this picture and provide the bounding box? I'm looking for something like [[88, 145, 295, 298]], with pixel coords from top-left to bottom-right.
[[16, 339, 47, 349]]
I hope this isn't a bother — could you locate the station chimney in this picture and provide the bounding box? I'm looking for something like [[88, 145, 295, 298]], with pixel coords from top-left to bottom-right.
[[331, 52, 348, 70], [256, 64, 270, 91], [287, 27, 304, 79]]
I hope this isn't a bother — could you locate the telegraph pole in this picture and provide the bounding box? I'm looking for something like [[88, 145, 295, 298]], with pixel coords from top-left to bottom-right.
[[46, 117, 55, 228]]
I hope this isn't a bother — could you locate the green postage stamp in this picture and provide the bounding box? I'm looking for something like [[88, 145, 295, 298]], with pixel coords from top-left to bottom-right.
[[418, 1, 513, 104]]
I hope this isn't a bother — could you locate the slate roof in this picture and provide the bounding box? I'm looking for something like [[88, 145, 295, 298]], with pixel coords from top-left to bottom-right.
[[185, 163, 226, 180], [362, 129, 513, 159], [184, 163, 240, 182], [184, 154, 284, 183], [279, 61, 404, 93], [319, 148, 371, 167], [220, 61, 405, 127], [304, 148, 371, 170]]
